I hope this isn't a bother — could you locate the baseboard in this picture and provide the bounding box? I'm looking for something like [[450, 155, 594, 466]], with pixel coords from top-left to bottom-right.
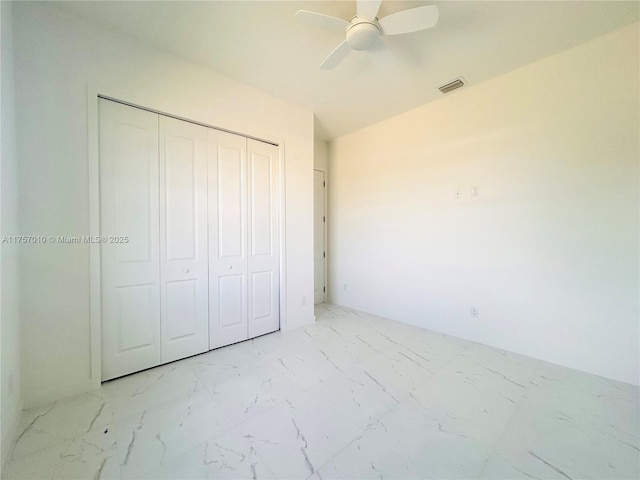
[[331, 302, 639, 387]]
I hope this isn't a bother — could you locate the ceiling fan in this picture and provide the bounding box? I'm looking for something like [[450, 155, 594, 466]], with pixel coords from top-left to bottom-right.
[[295, 0, 439, 70]]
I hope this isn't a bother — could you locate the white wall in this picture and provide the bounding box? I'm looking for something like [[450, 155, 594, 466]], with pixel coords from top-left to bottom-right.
[[328, 23, 639, 386], [13, 2, 315, 408], [0, 0, 22, 469]]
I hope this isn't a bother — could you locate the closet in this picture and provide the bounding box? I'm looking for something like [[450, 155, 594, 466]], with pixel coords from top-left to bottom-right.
[[99, 98, 279, 381]]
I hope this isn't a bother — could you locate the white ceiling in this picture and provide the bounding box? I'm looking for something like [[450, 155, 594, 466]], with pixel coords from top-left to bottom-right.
[[54, 1, 639, 140]]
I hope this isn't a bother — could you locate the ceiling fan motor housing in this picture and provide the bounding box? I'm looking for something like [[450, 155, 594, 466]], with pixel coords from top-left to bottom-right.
[[295, 3, 440, 69], [346, 20, 380, 50]]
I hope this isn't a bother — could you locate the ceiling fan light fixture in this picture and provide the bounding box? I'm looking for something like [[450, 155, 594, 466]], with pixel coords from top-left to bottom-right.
[[346, 22, 380, 50], [296, 1, 439, 69]]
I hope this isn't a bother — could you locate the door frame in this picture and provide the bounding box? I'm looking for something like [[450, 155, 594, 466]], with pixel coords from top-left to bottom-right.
[[313, 168, 328, 304], [87, 85, 287, 388]]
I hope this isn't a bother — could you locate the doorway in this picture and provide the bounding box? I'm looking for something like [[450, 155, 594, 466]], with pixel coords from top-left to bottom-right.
[[314, 169, 326, 304]]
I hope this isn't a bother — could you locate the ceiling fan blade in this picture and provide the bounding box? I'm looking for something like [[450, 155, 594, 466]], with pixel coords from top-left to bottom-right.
[[357, 0, 382, 20], [379, 5, 439, 36], [320, 40, 352, 70], [295, 10, 350, 32]]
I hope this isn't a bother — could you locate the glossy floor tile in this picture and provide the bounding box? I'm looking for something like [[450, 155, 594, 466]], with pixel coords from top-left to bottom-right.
[[3, 303, 638, 479]]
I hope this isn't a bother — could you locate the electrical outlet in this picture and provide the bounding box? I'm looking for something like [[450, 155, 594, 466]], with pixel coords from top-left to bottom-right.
[[470, 307, 479, 318], [455, 189, 462, 199], [471, 186, 479, 197], [343, 283, 348, 292]]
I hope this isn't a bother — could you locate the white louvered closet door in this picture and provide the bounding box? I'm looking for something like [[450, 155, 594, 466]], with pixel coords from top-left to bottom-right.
[[159, 116, 209, 363], [99, 99, 161, 381]]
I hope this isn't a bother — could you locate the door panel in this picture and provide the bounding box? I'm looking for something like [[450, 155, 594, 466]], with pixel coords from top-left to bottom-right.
[[247, 139, 280, 338], [250, 154, 272, 256], [159, 116, 209, 363], [114, 126, 153, 264], [218, 274, 246, 328], [165, 280, 197, 340], [314, 170, 326, 304], [165, 135, 197, 261], [117, 284, 156, 352], [209, 129, 249, 348], [251, 271, 273, 320], [218, 148, 244, 259], [99, 99, 161, 380]]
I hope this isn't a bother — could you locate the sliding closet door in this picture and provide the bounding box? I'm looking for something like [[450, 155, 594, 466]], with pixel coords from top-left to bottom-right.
[[159, 116, 209, 363], [208, 129, 249, 348], [247, 139, 280, 338], [99, 99, 161, 381]]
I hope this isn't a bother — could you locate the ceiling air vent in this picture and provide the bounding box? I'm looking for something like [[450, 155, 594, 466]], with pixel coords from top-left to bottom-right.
[[438, 77, 466, 94]]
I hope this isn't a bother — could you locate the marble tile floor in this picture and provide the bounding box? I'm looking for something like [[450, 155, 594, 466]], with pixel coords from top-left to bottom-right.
[[3, 303, 638, 480]]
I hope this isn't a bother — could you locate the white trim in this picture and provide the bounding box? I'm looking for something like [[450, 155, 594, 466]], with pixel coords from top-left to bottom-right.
[[313, 168, 328, 304], [88, 85, 288, 385], [278, 143, 288, 330], [88, 85, 101, 389]]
